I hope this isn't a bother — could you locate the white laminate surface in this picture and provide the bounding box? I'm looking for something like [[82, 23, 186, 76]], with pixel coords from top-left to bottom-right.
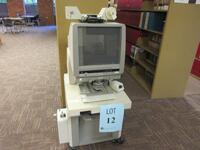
[[64, 74, 132, 117]]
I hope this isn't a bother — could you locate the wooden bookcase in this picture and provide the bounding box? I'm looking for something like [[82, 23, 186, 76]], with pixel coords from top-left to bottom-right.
[[117, 0, 200, 99]]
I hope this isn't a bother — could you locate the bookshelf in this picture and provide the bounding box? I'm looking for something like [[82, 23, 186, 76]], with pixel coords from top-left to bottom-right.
[[127, 24, 163, 35], [135, 37, 160, 56], [118, 9, 168, 13], [135, 54, 156, 75], [191, 43, 200, 78], [126, 66, 152, 93], [117, 0, 200, 99]]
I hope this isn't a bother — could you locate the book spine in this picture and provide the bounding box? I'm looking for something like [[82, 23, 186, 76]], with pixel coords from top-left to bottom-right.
[[144, 12, 150, 30], [147, 13, 153, 31], [139, 12, 144, 28], [141, 12, 147, 29]]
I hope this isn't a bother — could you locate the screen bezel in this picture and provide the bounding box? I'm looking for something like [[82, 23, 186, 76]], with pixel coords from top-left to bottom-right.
[[72, 23, 126, 77]]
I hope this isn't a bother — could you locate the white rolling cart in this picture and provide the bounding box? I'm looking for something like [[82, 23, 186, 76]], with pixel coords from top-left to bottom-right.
[[57, 74, 132, 149], [57, 6, 132, 149]]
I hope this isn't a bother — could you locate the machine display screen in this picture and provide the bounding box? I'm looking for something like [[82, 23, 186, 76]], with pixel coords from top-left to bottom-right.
[[78, 27, 121, 66]]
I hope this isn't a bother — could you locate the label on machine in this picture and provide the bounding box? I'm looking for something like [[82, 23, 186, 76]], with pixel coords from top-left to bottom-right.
[[99, 104, 124, 132]]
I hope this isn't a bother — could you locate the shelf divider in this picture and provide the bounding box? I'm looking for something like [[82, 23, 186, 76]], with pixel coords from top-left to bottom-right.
[[125, 66, 152, 94], [136, 37, 159, 56], [118, 9, 168, 13], [135, 54, 155, 75], [126, 24, 163, 36]]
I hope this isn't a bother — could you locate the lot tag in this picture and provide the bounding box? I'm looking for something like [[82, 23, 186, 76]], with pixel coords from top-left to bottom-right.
[[99, 104, 124, 132]]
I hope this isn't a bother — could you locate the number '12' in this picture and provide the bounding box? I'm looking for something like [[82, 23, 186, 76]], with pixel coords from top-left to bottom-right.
[[107, 117, 115, 124]]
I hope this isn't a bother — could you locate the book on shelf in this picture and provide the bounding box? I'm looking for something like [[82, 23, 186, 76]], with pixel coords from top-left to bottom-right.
[[144, 12, 150, 29], [129, 12, 141, 27], [140, 12, 147, 29], [148, 13, 166, 32], [145, 52, 158, 66], [153, 0, 170, 11], [117, 11, 141, 27], [117, 0, 143, 9], [136, 37, 160, 56], [139, 12, 166, 32], [148, 34, 162, 50], [126, 27, 142, 44], [130, 45, 144, 63], [139, 12, 144, 28]]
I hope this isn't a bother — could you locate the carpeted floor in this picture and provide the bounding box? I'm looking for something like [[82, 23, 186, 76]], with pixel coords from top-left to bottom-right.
[[0, 26, 65, 150], [0, 26, 200, 150]]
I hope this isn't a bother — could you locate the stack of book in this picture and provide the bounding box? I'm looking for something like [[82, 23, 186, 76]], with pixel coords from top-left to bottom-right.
[[145, 52, 158, 66], [153, 0, 170, 10], [117, 0, 143, 9], [148, 34, 162, 50], [130, 45, 141, 64], [139, 12, 166, 32], [117, 11, 141, 26]]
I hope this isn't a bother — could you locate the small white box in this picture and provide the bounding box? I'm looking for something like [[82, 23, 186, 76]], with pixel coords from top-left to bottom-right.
[[57, 108, 69, 144]]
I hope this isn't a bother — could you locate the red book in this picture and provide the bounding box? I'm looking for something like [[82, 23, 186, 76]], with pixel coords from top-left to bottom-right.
[[118, 12, 140, 26], [126, 27, 141, 44], [191, 60, 200, 77], [129, 12, 141, 26], [117, 0, 143, 9], [126, 42, 132, 56], [191, 43, 200, 78], [195, 43, 200, 59], [118, 0, 131, 9], [129, 0, 143, 9]]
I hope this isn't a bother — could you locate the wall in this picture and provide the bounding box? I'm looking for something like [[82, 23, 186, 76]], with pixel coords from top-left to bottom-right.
[[55, 0, 108, 106], [0, 3, 8, 17], [38, 0, 55, 25], [7, 0, 25, 17], [25, 4, 38, 16], [6, 0, 55, 25]]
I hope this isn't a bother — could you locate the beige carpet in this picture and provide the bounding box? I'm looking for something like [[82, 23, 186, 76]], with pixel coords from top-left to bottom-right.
[[1, 26, 200, 150], [0, 26, 65, 150], [185, 76, 200, 96]]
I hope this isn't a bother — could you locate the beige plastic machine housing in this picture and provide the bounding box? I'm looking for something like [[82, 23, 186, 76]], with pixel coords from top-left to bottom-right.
[[57, 6, 132, 148], [57, 74, 132, 147], [65, 6, 117, 21], [67, 22, 126, 85], [57, 24, 132, 147]]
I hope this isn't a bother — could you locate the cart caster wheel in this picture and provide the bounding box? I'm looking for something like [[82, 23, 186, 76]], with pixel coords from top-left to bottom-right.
[[68, 146, 77, 150], [112, 137, 125, 144]]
